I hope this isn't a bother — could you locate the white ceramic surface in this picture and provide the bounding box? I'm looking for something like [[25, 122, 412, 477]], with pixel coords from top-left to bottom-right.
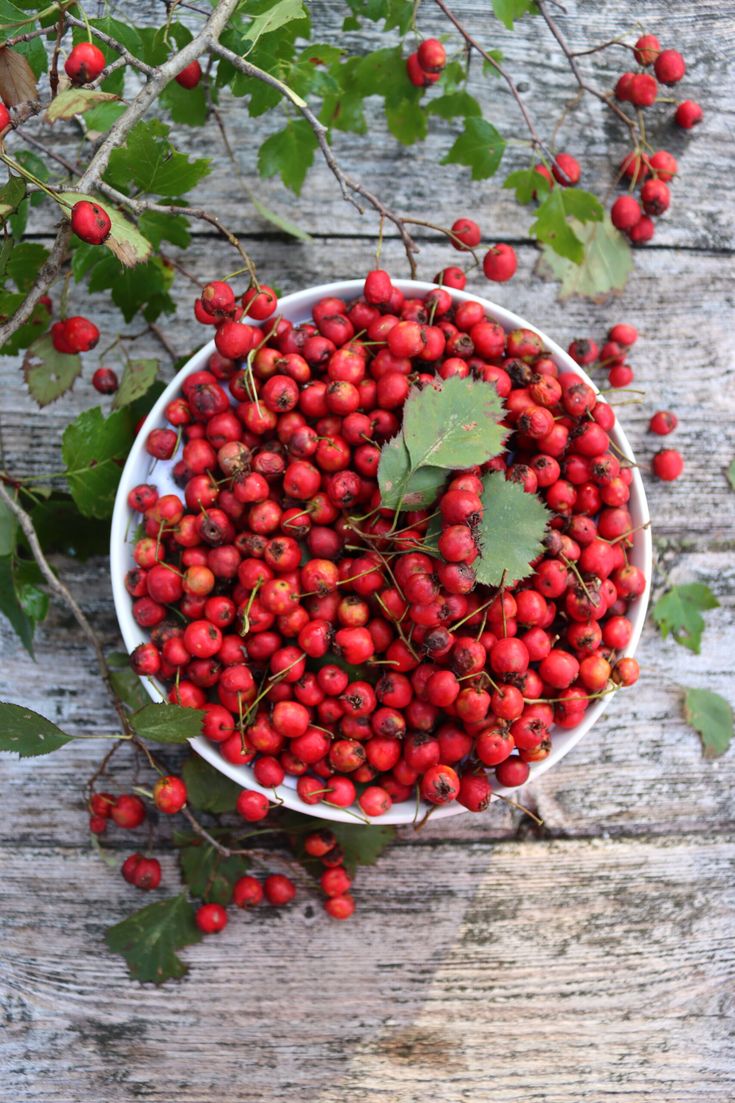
[[110, 279, 652, 825]]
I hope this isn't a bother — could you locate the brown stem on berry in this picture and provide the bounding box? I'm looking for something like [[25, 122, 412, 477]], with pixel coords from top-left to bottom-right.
[[49, 12, 65, 100]]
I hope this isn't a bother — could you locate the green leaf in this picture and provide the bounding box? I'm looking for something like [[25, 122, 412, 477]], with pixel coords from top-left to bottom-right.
[[475, 472, 549, 587], [653, 583, 719, 654], [726, 459, 735, 491], [503, 166, 551, 204], [537, 216, 633, 299], [402, 376, 506, 472], [105, 119, 210, 198], [0, 174, 26, 221], [23, 333, 82, 407], [160, 80, 208, 127], [0, 555, 35, 654], [130, 703, 204, 745], [0, 496, 17, 557], [46, 88, 119, 122], [531, 188, 603, 264], [257, 119, 318, 194], [492, 0, 535, 29], [283, 811, 396, 878], [13, 558, 48, 622], [242, 0, 307, 54], [138, 210, 191, 249], [105, 894, 202, 985], [108, 651, 152, 714], [0, 702, 73, 757], [61, 406, 135, 518], [59, 190, 152, 268], [386, 97, 427, 145], [441, 117, 506, 180], [14, 35, 47, 79], [6, 241, 48, 291], [28, 494, 109, 560], [377, 437, 447, 511], [85, 253, 174, 322], [177, 837, 249, 905], [111, 359, 158, 411], [182, 753, 242, 814], [428, 91, 482, 120], [83, 100, 127, 135], [683, 687, 733, 760]]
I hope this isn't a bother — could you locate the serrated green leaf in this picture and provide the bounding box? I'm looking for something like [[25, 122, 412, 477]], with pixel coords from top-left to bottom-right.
[[282, 811, 395, 877], [0, 702, 72, 756], [111, 359, 158, 411], [377, 436, 447, 510], [59, 190, 152, 267], [83, 100, 127, 135], [503, 166, 550, 204], [403, 376, 506, 471], [653, 583, 719, 654], [160, 79, 208, 126], [0, 496, 17, 557], [386, 96, 427, 145], [726, 459, 735, 491], [106, 894, 202, 984], [61, 406, 134, 518], [182, 753, 242, 814], [6, 241, 47, 292], [0, 556, 34, 654], [492, 0, 535, 29], [178, 838, 249, 905], [84, 253, 174, 322], [428, 91, 482, 119], [537, 216, 633, 299], [46, 88, 119, 122], [13, 558, 48, 622], [684, 687, 733, 759], [23, 333, 82, 407], [241, 0, 307, 54], [531, 189, 603, 263], [0, 174, 26, 221], [138, 210, 191, 249], [441, 117, 506, 180], [105, 119, 210, 198], [257, 119, 318, 194], [475, 472, 549, 587], [13, 35, 47, 79], [130, 703, 204, 745]]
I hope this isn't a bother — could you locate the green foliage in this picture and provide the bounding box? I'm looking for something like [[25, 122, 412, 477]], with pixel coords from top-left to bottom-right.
[[283, 811, 396, 877], [177, 835, 250, 905], [111, 359, 159, 411], [531, 188, 604, 263], [503, 166, 551, 204], [28, 494, 109, 560], [343, 0, 415, 33], [257, 119, 318, 194], [130, 703, 205, 745], [159, 80, 208, 127], [241, 0, 308, 53], [726, 460, 735, 491], [61, 406, 136, 519], [108, 651, 152, 714], [0, 702, 72, 757], [683, 688, 733, 759], [182, 753, 242, 814], [81, 252, 175, 322], [428, 91, 482, 120], [23, 333, 82, 407], [106, 894, 202, 984], [492, 0, 536, 30], [442, 117, 506, 180], [0, 174, 26, 220], [46, 89, 119, 122], [653, 583, 719, 654], [105, 119, 210, 198], [59, 190, 152, 268], [537, 216, 634, 298], [475, 472, 549, 587]]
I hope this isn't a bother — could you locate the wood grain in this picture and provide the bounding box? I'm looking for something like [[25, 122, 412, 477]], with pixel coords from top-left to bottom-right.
[[1, 1, 734, 1100]]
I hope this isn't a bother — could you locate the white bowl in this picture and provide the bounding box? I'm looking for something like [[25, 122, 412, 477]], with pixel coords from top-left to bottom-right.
[[111, 279, 652, 825]]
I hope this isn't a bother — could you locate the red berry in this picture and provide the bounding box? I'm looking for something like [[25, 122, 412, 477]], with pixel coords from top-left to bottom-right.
[[65, 42, 105, 84], [63, 315, 100, 352], [495, 756, 530, 788], [675, 100, 703, 129], [92, 366, 118, 394], [434, 266, 466, 290], [633, 34, 661, 66], [649, 150, 678, 183], [629, 72, 658, 107], [215, 320, 255, 359], [611, 195, 642, 231], [482, 243, 517, 283], [654, 49, 686, 85], [552, 153, 581, 186], [236, 789, 270, 822], [111, 794, 146, 829], [196, 903, 228, 933], [121, 853, 143, 883], [90, 791, 115, 818], [420, 763, 460, 805], [628, 216, 655, 244], [131, 856, 161, 891], [146, 427, 178, 460], [89, 813, 107, 834], [175, 60, 202, 89], [321, 867, 351, 897], [324, 893, 356, 920], [614, 72, 635, 102], [0, 103, 11, 132], [242, 284, 278, 320], [71, 200, 111, 245], [417, 38, 446, 73], [608, 323, 637, 347], [450, 217, 481, 250], [152, 775, 187, 815], [613, 657, 640, 686], [264, 873, 296, 906], [406, 51, 440, 87], [652, 448, 684, 481], [641, 178, 670, 217], [458, 771, 492, 812], [233, 875, 264, 907], [649, 410, 678, 435], [358, 785, 393, 817], [620, 151, 650, 184]]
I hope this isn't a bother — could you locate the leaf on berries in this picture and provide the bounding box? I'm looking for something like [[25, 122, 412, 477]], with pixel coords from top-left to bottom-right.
[[726, 459, 735, 492], [0, 174, 26, 221], [257, 119, 318, 194], [182, 752, 242, 814], [441, 117, 506, 180], [61, 406, 135, 518], [503, 167, 551, 205], [46, 88, 119, 123], [130, 703, 205, 745], [402, 376, 505, 472], [428, 91, 481, 120], [475, 472, 549, 588], [105, 893, 202, 985], [108, 651, 151, 714], [377, 437, 445, 511], [59, 190, 152, 268], [653, 583, 719, 654], [0, 701, 73, 756], [537, 216, 633, 299], [23, 334, 82, 407], [111, 359, 158, 411], [0, 46, 38, 106], [531, 189, 604, 264], [177, 836, 250, 905], [492, 0, 536, 29], [683, 687, 733, 760]]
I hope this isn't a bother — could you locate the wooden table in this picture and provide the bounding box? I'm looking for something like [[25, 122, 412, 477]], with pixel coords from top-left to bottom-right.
[[1, 3, 734, 1099]]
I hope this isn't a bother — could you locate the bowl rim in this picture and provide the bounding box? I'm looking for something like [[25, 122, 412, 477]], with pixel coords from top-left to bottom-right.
[[110, 278, 652, 826]]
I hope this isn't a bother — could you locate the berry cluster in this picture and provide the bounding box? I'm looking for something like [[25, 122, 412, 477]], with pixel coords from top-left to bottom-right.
[[123, 270, 645, 829], [611, 35, 702, 244], [406, 38, 447, 88]]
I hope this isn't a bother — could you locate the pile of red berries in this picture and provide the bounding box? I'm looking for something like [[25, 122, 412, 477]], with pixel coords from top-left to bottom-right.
[[124, 269, 644, 827], [612, 34, 702, 245]]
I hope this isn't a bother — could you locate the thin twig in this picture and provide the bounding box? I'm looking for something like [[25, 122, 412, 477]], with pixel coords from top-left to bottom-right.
[[65, 13, 158, 77]]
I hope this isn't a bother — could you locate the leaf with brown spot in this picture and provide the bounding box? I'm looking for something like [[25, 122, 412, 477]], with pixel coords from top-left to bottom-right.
[[23, 333, 82, 407], [0, 47, 38, 107]]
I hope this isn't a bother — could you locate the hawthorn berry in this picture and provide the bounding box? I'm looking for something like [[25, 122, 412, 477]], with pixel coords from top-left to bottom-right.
[[111, 794, 146, 829], [92, 366, 118, 394], [0, 104, 10, 132], [641, 178, 670, 216], [175, 60, 202, 89], [324, 894, 356, 920], [406, 51, 440, 87], [233, 875, 264, 907], [65, 42, 105, 84], [450, 217, 482, 250], [482, 243, 517, 283], [153, 775, 187, 815], [654, 49, 686, 85], [611, 195, 642, 232], [196, 903, 228, 933], [628, 216, 655, 245], [652, 448, 684, 481], [675, 100, 703, 129], [629, 73, 658, 107], [649, 150, 678, 183], [552, 153, 581, 186], [236, 789, 270, 822], [633, 34, 661, 66], [264, 874, 296, 906], [649, 410, 678, 435], [70, 200, 111, 245], [417, 38, 446, 73]]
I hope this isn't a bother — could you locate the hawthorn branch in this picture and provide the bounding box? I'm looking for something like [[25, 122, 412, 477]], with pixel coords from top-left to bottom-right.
[[65, 13, 157, 78]]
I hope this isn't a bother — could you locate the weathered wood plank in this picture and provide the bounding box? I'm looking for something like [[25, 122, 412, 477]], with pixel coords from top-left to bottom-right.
[[1, 834, 733, 1102]]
